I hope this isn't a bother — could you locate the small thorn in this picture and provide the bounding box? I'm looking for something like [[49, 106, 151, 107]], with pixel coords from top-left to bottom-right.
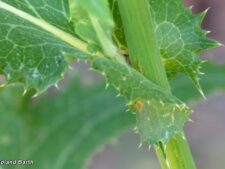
[[175, 104, 180, 109], [0, 84, 6, 88], [122, 76, 127, 81], [199, 8, 210, 24], [182, 104, 187, 109], [134, 130, 138, 134], [89, 67, 94, 71], [159, 100, 164, 106], [202, 60, 208, 63], [126, 101, 132, 106], [105, 83, 109, 89], [188, 118, 194, 123], [116, 93, 121, 97], [55, 84, 60, 90], [32, 93, 39, 99], [138, 143, 143, 149], [217, 42, 225, 47], [101, 72, 106, 76], [188, 5, 194, 10], [23, 89, 28, 96], [115, 87, 120, 91], [206, 30, 211, 34], [203, 7, 211, 14], [69, 65, 73, 70], [166, 159, 170, 168], [199, 89, 206, 100], [133, 127, 138, 133]]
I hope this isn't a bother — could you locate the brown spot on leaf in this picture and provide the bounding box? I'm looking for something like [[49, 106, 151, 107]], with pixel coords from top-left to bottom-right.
[[133, 100, 144, 111]]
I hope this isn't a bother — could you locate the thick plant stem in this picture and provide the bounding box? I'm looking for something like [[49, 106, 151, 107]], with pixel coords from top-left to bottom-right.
[[117, 0, 197, 169]]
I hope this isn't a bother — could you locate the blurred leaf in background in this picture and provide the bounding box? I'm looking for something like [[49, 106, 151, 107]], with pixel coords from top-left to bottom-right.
[[0, 75, 134, 169]]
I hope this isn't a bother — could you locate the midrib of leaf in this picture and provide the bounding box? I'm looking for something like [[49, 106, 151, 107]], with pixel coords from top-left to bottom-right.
[[0, 1, 98, 56]]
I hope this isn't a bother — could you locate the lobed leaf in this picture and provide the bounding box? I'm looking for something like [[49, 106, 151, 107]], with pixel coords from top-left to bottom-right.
[[0, 0, 88, 92], [110, 0, 219, 94], [93, 57, 191, 144]]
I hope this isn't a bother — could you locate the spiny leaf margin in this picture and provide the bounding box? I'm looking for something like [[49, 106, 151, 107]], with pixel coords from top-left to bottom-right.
[[109, 0, 219, 94], [93, 57, 191, 144], [0, 0, 89, 93]]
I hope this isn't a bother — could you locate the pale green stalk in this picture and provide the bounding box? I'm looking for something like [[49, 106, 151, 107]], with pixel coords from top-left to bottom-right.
[[117, 0, 197, 168]]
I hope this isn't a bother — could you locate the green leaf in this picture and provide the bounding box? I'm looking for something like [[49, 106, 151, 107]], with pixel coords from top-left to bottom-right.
[[110, 0, 219, 93], [93, 57, 191, 144], [69, 3, 100, 52], [0, 79, 134, 169], [70, 0, 125, 63], [70, 0, 111, 46], [0, 0, 89, 92], [73, 0, 113, 26]]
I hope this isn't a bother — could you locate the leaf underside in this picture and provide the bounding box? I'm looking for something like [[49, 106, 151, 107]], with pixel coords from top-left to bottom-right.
[[93, 57, 191, 144]]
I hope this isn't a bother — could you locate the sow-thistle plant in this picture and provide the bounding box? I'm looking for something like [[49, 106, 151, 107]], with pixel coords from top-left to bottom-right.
[[0, 0, 220, 169]]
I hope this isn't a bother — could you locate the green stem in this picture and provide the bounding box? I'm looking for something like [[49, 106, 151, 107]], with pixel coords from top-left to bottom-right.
[[117, 0, 197, 169]]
